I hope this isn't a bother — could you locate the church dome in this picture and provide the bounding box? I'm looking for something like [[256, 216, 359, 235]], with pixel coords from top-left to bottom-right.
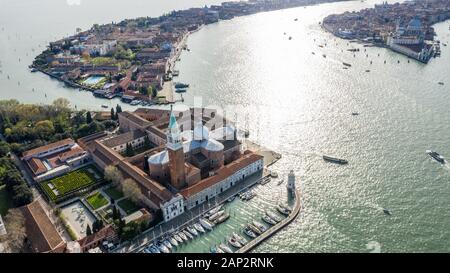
[[193, 123, 209, 140]]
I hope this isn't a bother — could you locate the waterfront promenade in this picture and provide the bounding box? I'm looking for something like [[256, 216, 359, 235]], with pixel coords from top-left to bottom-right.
[[237, 188, 301, 253]]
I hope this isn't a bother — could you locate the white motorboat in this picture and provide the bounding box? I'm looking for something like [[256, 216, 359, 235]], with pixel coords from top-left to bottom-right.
[[174, 234, 183, 243], [178, 232, 188, 241], [252, 221, 267, 233], [266, 211, 283, 223], [194, 223, 205, 233], [205, 205, 223, 218], [243, 226, 257, 238], [163, 239, 172, 249], [219, 243, 233, 253], [228, 237, 243, 248], [187, 226, 198, 236], [158, 243, 170, 253], [169, 237, 178, 247], [232, 232, 248, 245], [183, 229, 193, 240], [209, 210, 225, 222], [200, 218, 214, 231], [262, 215, 277, 226]]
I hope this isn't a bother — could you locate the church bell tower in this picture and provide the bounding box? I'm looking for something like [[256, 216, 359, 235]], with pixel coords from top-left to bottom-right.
[[167, 109, 186, 189]]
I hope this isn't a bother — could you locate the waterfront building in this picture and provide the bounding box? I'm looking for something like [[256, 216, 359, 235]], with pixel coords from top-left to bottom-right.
[[387, 18, 434, 63]]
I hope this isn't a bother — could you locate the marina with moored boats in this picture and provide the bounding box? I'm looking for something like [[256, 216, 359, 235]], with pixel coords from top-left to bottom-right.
[[135, 170, 300, 254]]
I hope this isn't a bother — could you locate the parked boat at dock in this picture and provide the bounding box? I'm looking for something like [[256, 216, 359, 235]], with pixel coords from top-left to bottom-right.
[[200, 218, 214, 231], [228, 237, 243, 248], [157, 243, 170, 253], [178, 232, 188, 241], [214, 212, 230, 224], [266, 211, 283, 223], [169, 237, 178, 247], [205, 205, 223, 218], [219, 243, 234, 253], [252, 221, 268, 233], [187, 226, 198, 236], [209, 210, 225, 222], [277, 204, 291, 216], [210, 245, 224, 253], [174, 234, 183, 243], [162, 239, 172, 249], [247, 223, 262, 235], [262, 215, 277, 225], [243, 226, 257, 238], [194, 223, 205, 233], [232, 232, 248, 246], [183, 229, 194, 240]]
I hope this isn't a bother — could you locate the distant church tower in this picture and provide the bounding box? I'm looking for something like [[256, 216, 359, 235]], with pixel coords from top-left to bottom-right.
[[167, 109, 186, 189]]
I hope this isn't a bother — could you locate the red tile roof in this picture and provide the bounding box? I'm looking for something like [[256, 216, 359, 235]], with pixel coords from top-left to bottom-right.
[[21, 201, 65, 253], [22, 138, 74, 158], [27, 157, 47, 175], [180, 152, 263, 199]]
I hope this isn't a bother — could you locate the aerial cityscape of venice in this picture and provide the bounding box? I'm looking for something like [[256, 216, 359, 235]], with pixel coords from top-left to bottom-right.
[[1, 0, 450, 257]]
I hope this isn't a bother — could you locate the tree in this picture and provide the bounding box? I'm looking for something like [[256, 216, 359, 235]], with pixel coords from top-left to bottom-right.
[[86, 111, 92, 124], [151, 87, 157, 98], [110, 108, 116, 120], [143, 155, 149, 172], [0, 209, 26, 252], [75, 121, 105, 138], [112, 205, 119, 220], [11, 183, 33, 207], [125, 143, 134, 157], [86, 224, 92, 236], [104, 165, 123, 187], [115, 104, 122, 116], [52, 98, 70, 112], [122, 178, 142, 204], [0, 141, 10, 157], [35, 120, 55, 139], [92, 219, 104, 233]]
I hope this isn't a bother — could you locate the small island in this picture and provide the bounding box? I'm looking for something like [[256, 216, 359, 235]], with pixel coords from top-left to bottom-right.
[[31, 0, 348, 106], [322, 0, 450, 63]]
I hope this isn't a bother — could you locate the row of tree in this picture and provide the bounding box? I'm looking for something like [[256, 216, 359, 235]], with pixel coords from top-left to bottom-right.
[[103, 165, 151, 240], [0, 157, 33, 207], [0, 99, 120, 154]]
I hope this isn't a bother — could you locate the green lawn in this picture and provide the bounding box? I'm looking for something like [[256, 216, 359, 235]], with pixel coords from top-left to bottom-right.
[[89, 57, 116, 66], [104, 186, 124, 201], [117, 198, 140, 215], [40, 165, 104, 202], [0, 185, 14, 216], [86, 192, 109, 210]]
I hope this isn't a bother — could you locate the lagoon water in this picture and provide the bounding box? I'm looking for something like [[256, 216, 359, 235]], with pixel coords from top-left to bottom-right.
[[2, 0, 450, 252]]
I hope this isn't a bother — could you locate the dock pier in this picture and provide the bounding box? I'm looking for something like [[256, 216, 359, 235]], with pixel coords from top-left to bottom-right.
[[236, 188, 302, 253]]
